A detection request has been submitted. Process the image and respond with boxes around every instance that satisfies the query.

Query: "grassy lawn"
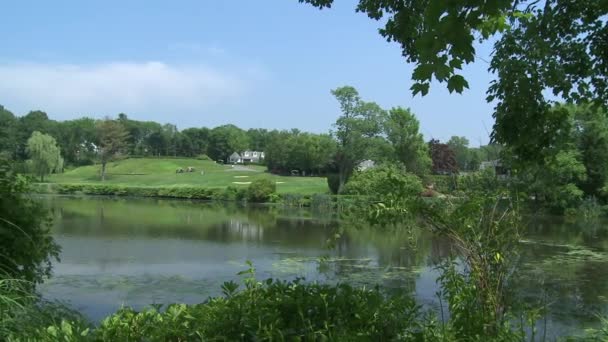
[48,158,329,194]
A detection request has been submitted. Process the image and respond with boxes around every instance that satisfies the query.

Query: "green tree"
[0,158,60,286]
[518,104,608,210]
[161,124,179,156]
[0,105,17,159]
[182,127,210,157]
[331,86,384,193]
[26,131,63,182]
[574,105,608,201]
[383,107,431,175]
[247,128,270,151]
[96,119,130,181]
[468,149,482,171]
[53,118,97,166]
[16,110,53,160]
[265,130,336,175]
[300,0,607,159]
[208,125,249,162]
[447,136,471,171]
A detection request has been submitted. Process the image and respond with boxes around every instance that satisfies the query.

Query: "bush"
[0,158,60,286]
[247,179,276,203]
[280,193,313,207]
[343,163,423,200]
[327,173,340,194]
[220,186,248,201]
[424,174,458,194]
[17,277,422,341]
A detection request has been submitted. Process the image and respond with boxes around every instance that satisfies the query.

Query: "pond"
[39,196,608,338]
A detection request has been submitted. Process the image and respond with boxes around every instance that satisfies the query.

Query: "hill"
[48,158,328,194]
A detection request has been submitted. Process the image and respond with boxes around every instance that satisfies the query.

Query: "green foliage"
[343,163,423,200]
[207,124,249,162]
[488,3,607,158]
[54,118,97,166]
[0,158,59,286]
[383,107,431,175]
[424,175,458,194]
[447,136,471,172]
[0,105,18,160]
[247,178,277,202]
[457,168,507,196]
[96,119,130,181]
[510,104,608,212]
[26,131,63,182]
[331,86,385,193]
[301,1,607,162]
[326,173,340,194]
[12,276,423,341]
[36,183,229,200]
[265,130,336,175]
[430,194,523,340]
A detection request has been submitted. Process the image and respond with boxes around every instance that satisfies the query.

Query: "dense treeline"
[0,100,497,180]
[0,106,341,173]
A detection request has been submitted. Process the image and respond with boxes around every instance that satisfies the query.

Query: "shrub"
[343,163,423,200]
[34,183,224,200]
[19,277,422,341]
[326,173,340,194]
[424,174,458,194]
[220,186,248,201]
[310,193,332,209]
[0,158,60,286]
[247,179,276,203]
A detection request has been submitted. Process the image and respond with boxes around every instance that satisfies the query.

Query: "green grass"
[48,158,328,194]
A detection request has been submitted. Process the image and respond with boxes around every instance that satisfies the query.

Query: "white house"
[241,151,265,163]
[228,152,242,164]
[228,151,265,164]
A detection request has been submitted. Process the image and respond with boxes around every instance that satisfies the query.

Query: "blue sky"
[0,0,496,145]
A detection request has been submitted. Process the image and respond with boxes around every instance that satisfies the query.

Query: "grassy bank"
[41,158,328,199]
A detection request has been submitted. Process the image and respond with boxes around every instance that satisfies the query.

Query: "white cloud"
[0,61,254,118]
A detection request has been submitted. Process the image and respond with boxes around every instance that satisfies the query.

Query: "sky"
[0,0,497,145]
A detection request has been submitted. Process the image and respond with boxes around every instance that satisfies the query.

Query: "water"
[39,196,608,338]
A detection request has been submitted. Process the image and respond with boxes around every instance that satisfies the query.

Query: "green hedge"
[34,183,344,207]
[34,183,227,200]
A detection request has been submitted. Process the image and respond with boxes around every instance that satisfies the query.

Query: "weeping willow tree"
[26,131,63,182]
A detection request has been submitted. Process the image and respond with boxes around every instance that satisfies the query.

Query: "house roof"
[230,152,241,158]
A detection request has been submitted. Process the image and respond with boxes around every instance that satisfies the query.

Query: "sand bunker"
[232,181,252,185]
[234,176,249,178]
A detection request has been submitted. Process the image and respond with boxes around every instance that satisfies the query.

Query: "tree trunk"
[101,162,107,181]
[338,167,348,194]
[40,174,44,182]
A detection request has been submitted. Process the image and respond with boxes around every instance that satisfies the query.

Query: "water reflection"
[39,196,608,337]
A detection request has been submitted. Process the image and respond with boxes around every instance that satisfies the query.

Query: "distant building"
[479,160,498,171]
[357,159,376,171]
[228,152,242,164]
[479,159,510,178]
[241,151,265,163]
[228,151,265,164]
